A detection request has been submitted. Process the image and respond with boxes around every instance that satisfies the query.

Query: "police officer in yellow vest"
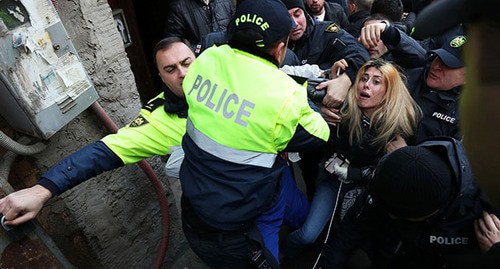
[180,0,330,268]
[0,37,193,233]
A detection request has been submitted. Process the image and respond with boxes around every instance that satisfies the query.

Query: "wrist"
[33,184,53,202]
[338,72,352,88]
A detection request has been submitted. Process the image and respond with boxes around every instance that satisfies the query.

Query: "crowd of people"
[0,0,499,268]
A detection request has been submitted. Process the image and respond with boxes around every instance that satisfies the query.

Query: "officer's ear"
[271,37,289,65]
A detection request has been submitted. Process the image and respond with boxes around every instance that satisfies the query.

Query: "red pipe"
[90,102,169,268]
[51,0,167,265]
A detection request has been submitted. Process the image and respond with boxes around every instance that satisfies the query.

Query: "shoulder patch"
[129,115,149,127]
[325,23,340,33]
[143,98,165,112]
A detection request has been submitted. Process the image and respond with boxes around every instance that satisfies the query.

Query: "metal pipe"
[0,130,47,156]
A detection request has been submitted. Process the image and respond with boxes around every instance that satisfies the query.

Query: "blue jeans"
[282,175,342,257]
[256,164,310,260]
[183,164,310,268]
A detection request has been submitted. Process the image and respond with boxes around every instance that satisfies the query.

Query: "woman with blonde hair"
[341,58,421,152]
[282,58,422,260]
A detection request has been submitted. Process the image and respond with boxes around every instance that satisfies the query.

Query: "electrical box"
[0,0,98,139]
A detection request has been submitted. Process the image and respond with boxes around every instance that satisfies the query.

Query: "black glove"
[306,78,328,103]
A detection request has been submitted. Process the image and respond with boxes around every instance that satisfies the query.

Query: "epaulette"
[143,98,165,112]
[325,23,340,33]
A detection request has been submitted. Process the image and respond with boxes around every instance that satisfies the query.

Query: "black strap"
[143,98,165,112]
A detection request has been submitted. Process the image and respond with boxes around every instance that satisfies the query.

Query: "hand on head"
[358,22,386,49]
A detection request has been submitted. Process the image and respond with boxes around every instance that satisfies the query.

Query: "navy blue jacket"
[407,66,462,143]
[289,19,369,83]
[39,142,123,195]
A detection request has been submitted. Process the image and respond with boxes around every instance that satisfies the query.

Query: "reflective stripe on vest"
[187,118,276,168]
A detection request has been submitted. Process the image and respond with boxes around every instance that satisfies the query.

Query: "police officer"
[387,35,467,152]
[322,137,496,268]
[283,0,368,80]
[408,35,467,147]
[0,37,193,229]
[411,35,466,142]
[179,0,330,267]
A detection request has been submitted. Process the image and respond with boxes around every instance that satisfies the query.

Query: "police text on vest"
[188,75,255,127]
[432,112,455,124]
[429,235,468,245]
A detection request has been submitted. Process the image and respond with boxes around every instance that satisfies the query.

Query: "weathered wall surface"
[1,0,184,268]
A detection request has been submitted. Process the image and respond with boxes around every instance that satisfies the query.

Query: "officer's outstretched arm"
[0,141,123,226]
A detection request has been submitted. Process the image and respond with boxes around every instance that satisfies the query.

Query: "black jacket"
[324,2,349,27]
[164,0,234,47]
[289,18,369,82]
[345,10,370,38]
[306,2,349,28]
[326,115,397,184]
[380,23,427,69]
[322,137,492,269]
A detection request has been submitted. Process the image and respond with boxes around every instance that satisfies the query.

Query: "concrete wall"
[1,0,184,268]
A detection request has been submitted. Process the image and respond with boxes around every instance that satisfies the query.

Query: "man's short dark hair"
[350,0,375,12]
[371,0,404,22]
[152,37,192,68]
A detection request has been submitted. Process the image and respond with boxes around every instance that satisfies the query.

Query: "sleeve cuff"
[344,67,356,85]
[381,24,401,47]
[37,178,61,196]
[488,242,500,255]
